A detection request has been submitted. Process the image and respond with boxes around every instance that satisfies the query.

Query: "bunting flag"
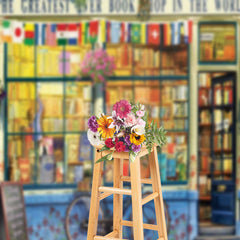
[2,20,12,43]
[68,23,78,45]
[0,20,193,47]
[56,24,67,45]
[46,24,57,46]
[171,22,181,45]
[24,23,35,45]
[35,23,46,46]
[141,23,147,44]
[148,23,160,45]
[106,21,111,43]
[131,24,141,44]
[89,20,98,44]
[12,21,24,44]
[111,22,121,44]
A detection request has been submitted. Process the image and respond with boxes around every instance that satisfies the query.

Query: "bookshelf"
[106,43,189,184]
[198,72,235,223]
[199,22,236,64]
[5,43,93,189]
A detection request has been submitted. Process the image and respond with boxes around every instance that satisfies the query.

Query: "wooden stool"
[87,145,168,240]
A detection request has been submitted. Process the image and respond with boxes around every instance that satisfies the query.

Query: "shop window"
[5,43,93,189]
[105,43,189,184]
[199,22,236,64]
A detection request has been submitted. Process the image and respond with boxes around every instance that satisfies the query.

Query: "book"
[79,133,92,162]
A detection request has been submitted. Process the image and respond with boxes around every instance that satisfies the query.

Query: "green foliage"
[145,120,167,153]
[73,0,87,10]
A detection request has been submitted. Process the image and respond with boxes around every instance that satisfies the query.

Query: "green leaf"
[98,145,110,152]
[95,152,113,164]
[129,151,138,163]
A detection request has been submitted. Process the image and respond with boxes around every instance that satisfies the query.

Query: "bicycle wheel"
[142,192,170,239]
[65,193,105,240]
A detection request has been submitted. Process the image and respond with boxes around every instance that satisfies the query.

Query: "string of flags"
[1,19,193,46]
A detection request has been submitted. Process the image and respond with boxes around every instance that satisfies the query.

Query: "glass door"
[211,73,236,225]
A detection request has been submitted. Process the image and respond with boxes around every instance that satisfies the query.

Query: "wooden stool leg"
[87,150,104,240]
[130,156,144,240]
[149,146,168,240]
[113,158,123,238]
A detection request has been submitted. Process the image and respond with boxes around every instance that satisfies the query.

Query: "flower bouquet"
[79,48,116,83]
[87,100,167,163]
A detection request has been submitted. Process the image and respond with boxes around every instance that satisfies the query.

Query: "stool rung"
[99,192,112,201]
[120,176,152,184]
[121,220,158,231]
[99,187,132,195]
[104,230,118,237]
[94,236,127,240]
[142,192,158,205]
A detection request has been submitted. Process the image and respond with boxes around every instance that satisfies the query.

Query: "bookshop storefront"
[0,1,240,239]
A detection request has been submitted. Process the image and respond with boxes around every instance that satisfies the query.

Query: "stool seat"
[87,145,168,240]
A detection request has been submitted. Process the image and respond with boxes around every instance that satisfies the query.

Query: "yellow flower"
[97,115,115,139]
[130,133,146,146]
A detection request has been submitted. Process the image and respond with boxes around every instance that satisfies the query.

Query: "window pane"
[8,135,35,184]
[36,46,64,78]
[161,80,188,130]
[7,43,35,78]
[106,43,133,76]
[199,23,236,62]
[8,82,36,133]
[65,82,92,132]
[37,135,64,184]
[133,44,160,76]
[160,132,188,182]
[65,45,91,77]
[37,82,63,132]
[161,45,188,75]
[66,133,92,184]
[106,80,133,114]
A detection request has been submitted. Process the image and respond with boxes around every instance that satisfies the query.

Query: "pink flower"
[137,118,146,127]
[113,100,131,119]
[136,110,145,117]
[125,113,137,127]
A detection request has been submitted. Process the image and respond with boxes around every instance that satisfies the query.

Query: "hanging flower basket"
[87,100,167,163]
[79,48,116,84]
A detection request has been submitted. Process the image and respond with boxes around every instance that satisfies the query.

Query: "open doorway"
[197,72,236,236]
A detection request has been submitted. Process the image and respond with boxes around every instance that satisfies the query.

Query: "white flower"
[131,125,145,135]
[87,129,104,146]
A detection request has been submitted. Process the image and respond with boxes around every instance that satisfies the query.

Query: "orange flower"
[97,115,115,139]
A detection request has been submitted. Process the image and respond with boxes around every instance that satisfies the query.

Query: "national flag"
[171,22,181,45]
[35,23,46,46]
[78,23,82,45]
[110,22,121,44]
[183,20,193,44]
[188,20,193,43]
[131,24,141,44]
[89,20,98,44]
[98,20,106,45]
[148,24,160,45]
[120,22,128,43]
[106,21,111,43]
[83,22,89,44]
[68,23,78,45]
[24,23,35,45]
[141,23,147,44]
[160,24,164,46]
[12,21,24,43]
[56,24,67,45]
[163,23,171,46]
[2,20,12,42]
[46,24,57,46]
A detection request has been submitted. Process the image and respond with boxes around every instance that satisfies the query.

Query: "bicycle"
[65,189,170,240]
